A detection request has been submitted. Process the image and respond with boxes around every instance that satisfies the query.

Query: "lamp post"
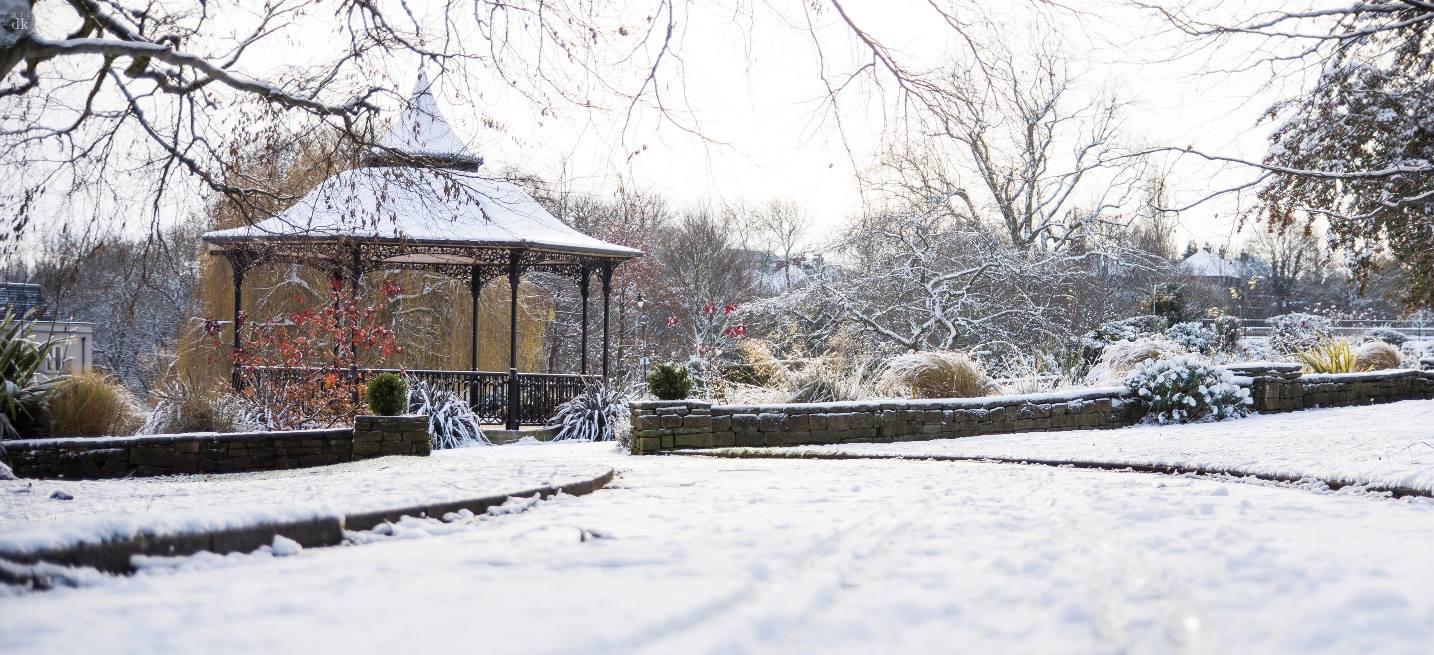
[636,292,648,380]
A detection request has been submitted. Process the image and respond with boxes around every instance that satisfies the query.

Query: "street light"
[636,292,648,380]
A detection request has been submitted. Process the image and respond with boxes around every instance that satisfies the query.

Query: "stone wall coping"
[1302,369,1430,383]
[1,428,354,452]
[1224,361,1303,372]
[713,387,1130,415]
[629,399,713,410]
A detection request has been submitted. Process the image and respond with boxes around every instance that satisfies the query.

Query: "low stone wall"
[3,415,431,479]
[629,388,1141,454]
[629,367,1434,455]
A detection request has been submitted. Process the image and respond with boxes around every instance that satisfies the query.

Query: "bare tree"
[751,199,811,292]
[1249,225,1322,315]
[870,46,1147,252]
[0,0,687,255]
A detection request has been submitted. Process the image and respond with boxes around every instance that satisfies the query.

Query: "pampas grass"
[48,373,143,437]
[877,351,995,399]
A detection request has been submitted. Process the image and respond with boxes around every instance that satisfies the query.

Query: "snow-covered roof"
[202,72,640,262]
[364,70,482,171]
[1178,248,1266,279]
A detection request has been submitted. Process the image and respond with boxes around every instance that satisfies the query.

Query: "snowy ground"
[4,442,1434,654]
[0,444,611,554]
[731,400,1434,494]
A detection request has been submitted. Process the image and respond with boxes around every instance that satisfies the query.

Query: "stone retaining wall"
[629,367,1434,455]
[629,388,1141,454]
[3,415,431,479]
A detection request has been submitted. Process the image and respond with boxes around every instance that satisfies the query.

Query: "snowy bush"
[406,378,487,449]
[1212,315,1242,353]
[1354,340,1402,371]
[365,373,407,416]
[1366,327,1409,347]
[1125,357,1251,424]
[1164,322,1217,355]
[1080,315,1169,361]
[877,350,994,399]
[1085,336,1187,386]
[1267,313,1333,355]
[549,383,629,442]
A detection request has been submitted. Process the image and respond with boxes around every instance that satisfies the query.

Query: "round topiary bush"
[365,372,408,416]
[647,362,693,400]
[1125,356,1251,424]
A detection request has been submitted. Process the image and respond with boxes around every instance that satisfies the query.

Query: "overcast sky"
[405,0,1308,251]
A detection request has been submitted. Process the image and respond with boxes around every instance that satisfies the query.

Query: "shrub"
[725,339,790,386]
[140,381,260,434]
[1353,340,1402,371]
[877,351,995,399]
[1165,322,1217,355]
[1366,327,1409,346]
[1085,336,1187,386]
[1295,338,1361,374]
[1081,315,1169,360]
[364,372,408,416]
[1125,356,1251,423]
[1267,312,1334,355]
[0,310,61,438]
[48,373,142,437]
[549,383,629,442]
[1212,315,1242,353]
[1141,283,1191,325]
[407,377,487,449]
[647,362,693,400]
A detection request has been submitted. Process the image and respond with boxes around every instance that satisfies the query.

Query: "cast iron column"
[469,265,483,408]
[230,258,246,390]
[579,265,590,375]
[349,245,362,403]
[506,250,522,430]
[601,261,613,380]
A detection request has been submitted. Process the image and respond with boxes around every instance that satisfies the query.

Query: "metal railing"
[1221,319,1434,339]
[244,366,599,426]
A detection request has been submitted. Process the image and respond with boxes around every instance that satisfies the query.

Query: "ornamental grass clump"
[48,373,142,437]
[140,380,260,434]
[364,372,408,416]
[406,377,487,449]
[1125,357,1251,424]
[1295,338,1362,374]
[1366,327,1409,347]
[1085,336,1187,386]
[877,351,995,399]
[647,362,693,400]
[549,383,630,443]
[1353,340,1402,372]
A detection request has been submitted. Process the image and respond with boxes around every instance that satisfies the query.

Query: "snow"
[0,449,611,555]
[746,400,1434,494]
[201,71,640,259]
[3,443,1434,653]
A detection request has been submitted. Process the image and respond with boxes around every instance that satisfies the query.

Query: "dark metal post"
[601,261,613,381]
[349,246,362,403]
[506,250,522,430]
[230,259,246,390]
[579,265,590,375]
[469,265,482,409]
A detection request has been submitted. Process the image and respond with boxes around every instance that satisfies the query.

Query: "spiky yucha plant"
[549,383,629,443]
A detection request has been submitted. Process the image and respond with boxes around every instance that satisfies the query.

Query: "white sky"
[14,0,1317,256]
[417,0,1304,250]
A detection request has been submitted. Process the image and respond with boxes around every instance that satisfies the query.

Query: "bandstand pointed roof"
[202,72,642,268]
